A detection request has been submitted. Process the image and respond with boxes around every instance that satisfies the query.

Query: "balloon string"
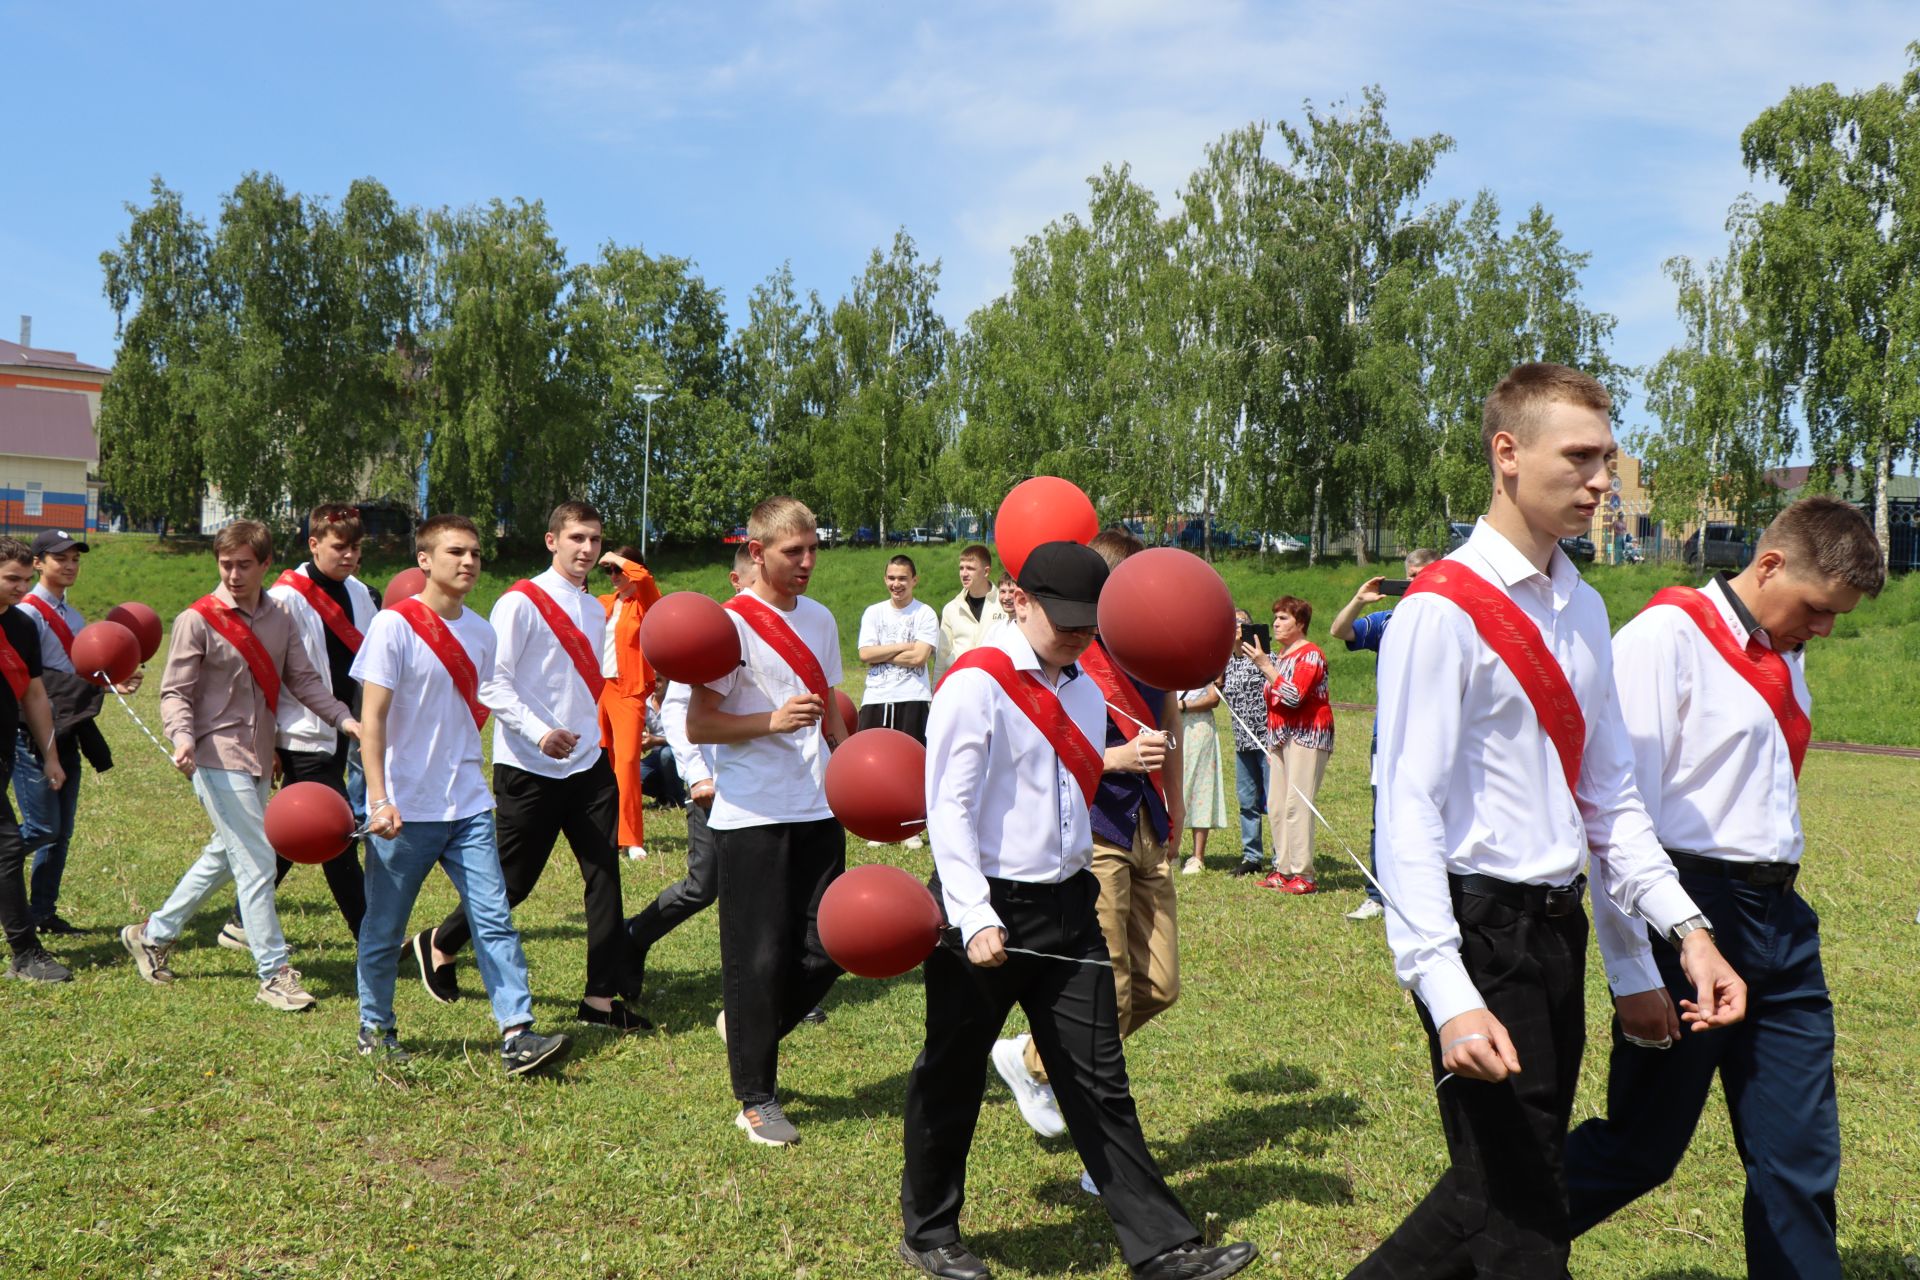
[98,670,178,765]
[1104,701,1175,750]
[940,937,1113,968]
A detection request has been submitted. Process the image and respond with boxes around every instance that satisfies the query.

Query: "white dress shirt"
[268,565,377,754]
[659,681,713,791]
[1594,575,1809,995]
[17,584,82,673]
[1375,519,1700,1028]
[481,567,606,780]
[600,596,625,678]
[925,625,1107,946]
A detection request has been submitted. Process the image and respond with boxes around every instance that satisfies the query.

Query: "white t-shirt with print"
[857,598,939,704]
[350,607,496,823]
[703,591,845,831]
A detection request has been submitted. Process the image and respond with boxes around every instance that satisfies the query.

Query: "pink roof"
[0,337,109,375]
[0,384,99,462]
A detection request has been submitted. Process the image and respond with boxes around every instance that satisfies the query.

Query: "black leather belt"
[1451,872,1587,917]
[1666,849,1799,889]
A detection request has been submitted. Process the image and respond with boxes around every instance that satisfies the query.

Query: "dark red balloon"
[105,602,163,663]
[639,591,742,686]
[71,620,142,687]
[824,726,927,843]
[994,476,1099,581]
[833,689,859,741]
[382,567,427,610]
[818,863,945,979]
[1095,547,1237,693]
[264,781,356,865]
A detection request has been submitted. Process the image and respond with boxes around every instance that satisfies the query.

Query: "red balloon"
[105,602,163,663]
[824,726,927,842]
[833,689,859,741]
[639,592,742,686]
[382,567,427,610]
[1095,548,1238,693]
[818,863,944,979]
[264,781,356,865]
[994,476,1100,581]
[71,620,142,687]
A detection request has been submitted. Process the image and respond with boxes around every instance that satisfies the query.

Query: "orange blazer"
[598,561,663,699]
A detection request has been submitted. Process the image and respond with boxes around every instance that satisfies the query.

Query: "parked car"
[906,527,948,544]
[816,525,840,547]
[850,526,877,545]
[1445,522,1475,551]
[1262,531,1307,554]
[721,526,749,546]
[1558,535,1596,563]
[1683,523,1757,570]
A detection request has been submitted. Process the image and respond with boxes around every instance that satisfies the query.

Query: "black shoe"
[36,914,82,937]
[6,948,73,983]
[501,1029,571,1076]
[1132,1241,1257,1280]
[1229,861,1263,879]
[411,930,459,1004]
[577,999,653,1031]
[357,1025,412,1062]
[898,1241,991,1280]
[801,1005,828,1025]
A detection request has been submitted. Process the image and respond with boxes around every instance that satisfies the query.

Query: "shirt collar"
[995,623,1080,686]
[1708,573,1768,649]
[30,583,70,610]
[537,566,589,598]
[1466,517,1578,609]
[211,583,253,615]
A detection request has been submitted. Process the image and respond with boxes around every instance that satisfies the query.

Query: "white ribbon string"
[97,670,178,765]
[1104,699,1175,751]
[1004,946,1113,968]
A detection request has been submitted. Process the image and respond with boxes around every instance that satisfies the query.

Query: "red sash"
[937,648,1104,808]
[725,594,828,697]
[275,568,364,653]
[189,595,281,714]
[1644,586,1810,778]
[0,628,29,699]
[1077,640,1166,803]
[22,594,73,656]
[1405,564,1586,794]
[507,580,606,701]
[393,598,489,731]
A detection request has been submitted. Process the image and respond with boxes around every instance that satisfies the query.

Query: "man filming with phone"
[1328,547,1439,922]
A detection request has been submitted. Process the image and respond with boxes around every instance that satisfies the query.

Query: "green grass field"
[3,535,1916,1277]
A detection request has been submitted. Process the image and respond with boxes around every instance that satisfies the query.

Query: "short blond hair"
[1482,363,1611,468]
[1758,497,1885,596]
[747,496,816,544]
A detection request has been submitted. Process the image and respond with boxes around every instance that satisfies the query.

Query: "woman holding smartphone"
[1243,596,1333,894]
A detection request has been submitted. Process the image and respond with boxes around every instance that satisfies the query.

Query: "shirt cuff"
[956,904,1005,948]
[1605,948,1666,998]
[1634,879,1701,939]
[1414,957,1486,1030]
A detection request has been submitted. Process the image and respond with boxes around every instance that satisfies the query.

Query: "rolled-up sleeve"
[925,670,1002,945]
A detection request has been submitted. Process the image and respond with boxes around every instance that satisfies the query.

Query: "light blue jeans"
[357,811,532,1034]
[147,767,288,980]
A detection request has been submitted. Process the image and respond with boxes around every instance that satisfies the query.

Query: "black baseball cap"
[30,529,88,557]
[1016,541,1107,630]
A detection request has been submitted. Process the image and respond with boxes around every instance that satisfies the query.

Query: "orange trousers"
[597,688,648,848]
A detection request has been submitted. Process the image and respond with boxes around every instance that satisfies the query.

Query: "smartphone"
[1380,579,1411,597]
[1239,621,1271,650]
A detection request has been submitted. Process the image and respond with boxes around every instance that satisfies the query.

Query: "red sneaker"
[1280,876,1318,895]
[1258,870,1290,890]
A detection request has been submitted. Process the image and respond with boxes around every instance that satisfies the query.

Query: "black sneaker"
[898,1240,992,1280]
[801,1005,828,1025]
[1132,1241,1257,1280]
[6,948,73,983]
[357,1025,411,1062]
[1229,861,1264,879]
[36,914,82,937]
[411,929,459,1003]
[500,1029,571,1076]
[577,999,653,1031]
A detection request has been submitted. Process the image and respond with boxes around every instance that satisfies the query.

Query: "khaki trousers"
[1268,740,1330,878]
[1024,809,1179,1082]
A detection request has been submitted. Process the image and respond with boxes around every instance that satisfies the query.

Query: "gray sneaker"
[217,919,249,951]
[736,1097,800,1146]
[6,948,73,983]
[256,966,317,1012]
[121,922,176,984]
[357,1025,412,1062]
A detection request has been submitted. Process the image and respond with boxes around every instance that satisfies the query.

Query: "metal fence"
[1585,497,1919,571]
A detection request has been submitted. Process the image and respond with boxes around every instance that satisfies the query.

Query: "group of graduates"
[0,361,1882,1279]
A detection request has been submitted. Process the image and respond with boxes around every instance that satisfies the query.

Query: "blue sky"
[3,1,1915,452]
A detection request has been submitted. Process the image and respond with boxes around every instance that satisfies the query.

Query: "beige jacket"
[935,587,1010,683]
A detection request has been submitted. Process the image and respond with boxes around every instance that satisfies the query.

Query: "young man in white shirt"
[1354,363,1748,1278]
[1565,497,1883,1280]
[414,501,643,1031]
[353,513,569,1075]
[901,540,1254,1280]
[219,504,378,949]
[858,554,940,744]
[934,544,1007,682]
[687,496,850,1147]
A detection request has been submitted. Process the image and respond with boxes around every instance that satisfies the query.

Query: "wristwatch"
[1668,914,1715,949]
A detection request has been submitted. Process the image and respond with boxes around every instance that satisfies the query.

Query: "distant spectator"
[935,544,1007,681]
[1220,609,1271,877]
[596,546,663,860]
[1246,595,1332,894]
[995,574,1018,619]
[856,554,939,849]
[1176,678,1229,874]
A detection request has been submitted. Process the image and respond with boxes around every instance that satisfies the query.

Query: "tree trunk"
[1308,474,1323,566]
[1873,438,1892,563]
[1351,500,1370,568]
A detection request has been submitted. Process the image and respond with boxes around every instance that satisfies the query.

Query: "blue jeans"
[1233,748,1268,867]
[358,811,533,1035]
[16,729,81,923]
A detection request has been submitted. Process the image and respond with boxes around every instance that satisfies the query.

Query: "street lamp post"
[635,384,665,557]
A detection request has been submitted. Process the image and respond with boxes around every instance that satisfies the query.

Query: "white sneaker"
[903,835,924,850]
[217,920,250,951]
[991,1035,1066,1138]
[1181,855,1203,875]
[866,840,883,849]
[715,1009,727,1044]
[625,845,647,861]
[1079,1168,1101,1197]
[1345,900,1385,922]
[256,965,317,1012]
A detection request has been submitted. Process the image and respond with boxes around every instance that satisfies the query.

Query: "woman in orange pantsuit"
[596,547,662,859]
